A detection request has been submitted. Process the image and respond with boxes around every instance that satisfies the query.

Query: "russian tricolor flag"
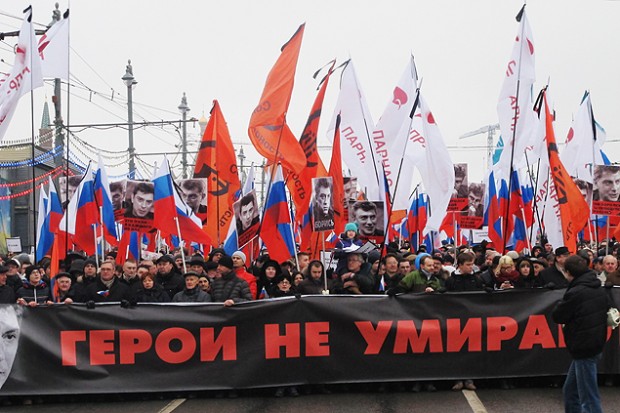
[94,156,118,245]
[117,230,141,265]
[260,166,296,263]
[153,157,212,247]
[59,163,98,255]
[35,185,51,262]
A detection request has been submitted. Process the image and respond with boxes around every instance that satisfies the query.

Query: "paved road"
[3,386,620,413]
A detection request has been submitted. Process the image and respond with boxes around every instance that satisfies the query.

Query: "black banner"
[1,289,620,396]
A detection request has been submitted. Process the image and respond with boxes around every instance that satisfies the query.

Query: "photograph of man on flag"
[234,190,260,248]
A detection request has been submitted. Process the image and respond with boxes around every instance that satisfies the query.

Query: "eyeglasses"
[278,279,291,284]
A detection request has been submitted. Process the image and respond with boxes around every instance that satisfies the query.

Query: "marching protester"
[210,255,252,306]
[0,266,15,304]
[296,260,333,295]
[135,273,170,303]
[540,247,571,289]
[552,255,608,413]
[387,254,444,295]
[51,272,75,304]
[231,251,258,299]
[257,259,282,299]
[198,274,211,294]
[16,266,50,306]
[335,251,374,295]
[172,272,212,303]
[382,254,403,291]
[83,260,134,303]
[155,255,184,300]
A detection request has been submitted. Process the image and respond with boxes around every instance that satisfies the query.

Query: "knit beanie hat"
[232,251,247,264]
[345,222,358,233]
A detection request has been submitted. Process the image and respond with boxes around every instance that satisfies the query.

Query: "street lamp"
[122,60,137,178]
[178,92,190,179]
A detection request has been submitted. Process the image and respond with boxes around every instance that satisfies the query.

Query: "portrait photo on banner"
[460,182,486,229]
[343,176,359,221]
[0,305,22,390]
[349,200,385,241]
[592,165,620,215]
[312,177,335,232]
[57,174,83,206]
[179,178,208,224]
[123,180,154,232]
[448,163,469,212]
[234,189,260,247]
[109,179,127,220]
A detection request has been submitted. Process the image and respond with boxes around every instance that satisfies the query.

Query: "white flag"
[38,10,70,80]
[373,55,419,210]
[0,7,44,141]
[414,95,454,234]
[496,7,537,177]
[327,60,378,199]
[560,92,606,183]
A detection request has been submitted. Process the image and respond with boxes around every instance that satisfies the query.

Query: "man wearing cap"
[0,266,15,304]
[552,255,608,413]
[84,261,134,303]
[188,256,207,276]
[52,272,74,304]
[73,258,99,302]
[231,251,257,299]
[172,272,212,303]
[5,259,23,293]
[540,247,571,288]
[210,256,252,306]
[155,255,185,300]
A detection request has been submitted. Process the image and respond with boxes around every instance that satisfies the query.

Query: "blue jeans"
[563,354,603,413]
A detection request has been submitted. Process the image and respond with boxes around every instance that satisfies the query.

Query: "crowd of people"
[0,221,617,404]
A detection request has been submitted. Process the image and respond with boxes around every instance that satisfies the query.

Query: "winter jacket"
[445,270,484,292]
[234,267,257,299]
[391,269,444,294]
[296,277,334,295]
[335,262,375,294]
[0,284,16,304]
[210,271,252,303]
[135,284,170,303]
[172,287,212,303]
[540,265,569,288]
[552,271,609,359]
[155,271,185,300]
[16,280,50,304]
[83,277,134,303]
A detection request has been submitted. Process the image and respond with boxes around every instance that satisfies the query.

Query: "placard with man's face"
[234,190,259,247]
[124,180,154,232]
[312,177,335,232]
[179,179,208,224]
[448,164,469,211]
[58,175,83,205]
[592,165,620,215]
[350,200,385,244]
[460,182,486,229]
[109,180,126,220]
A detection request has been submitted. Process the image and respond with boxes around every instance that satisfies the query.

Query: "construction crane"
[459,124,500,169]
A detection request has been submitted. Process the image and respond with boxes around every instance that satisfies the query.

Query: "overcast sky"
[1,0,619,182]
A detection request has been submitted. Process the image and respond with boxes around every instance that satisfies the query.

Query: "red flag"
[287,61,334,223]
[328,114,345,237]
[543,91,589,253]
[194,100,241,245]
[248,24,307,174]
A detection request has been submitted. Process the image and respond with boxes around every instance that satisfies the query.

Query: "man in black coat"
[0,266,15,304]
[540,246,571,288]
[552,255,608,413]
[84,261,134,303]
[155,255,184,300]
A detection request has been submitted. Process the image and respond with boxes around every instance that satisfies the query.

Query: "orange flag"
[287,61,334,222]
[328,114,345,237]
[248,24,307,175]
[544,91,589,253]
[194,100,241,245]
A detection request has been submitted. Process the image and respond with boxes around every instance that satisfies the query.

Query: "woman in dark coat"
[135,273,170,303]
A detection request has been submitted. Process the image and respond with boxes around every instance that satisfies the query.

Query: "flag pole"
[502,6,529,254]
[174,217,188,274]
[92,224,99,272]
